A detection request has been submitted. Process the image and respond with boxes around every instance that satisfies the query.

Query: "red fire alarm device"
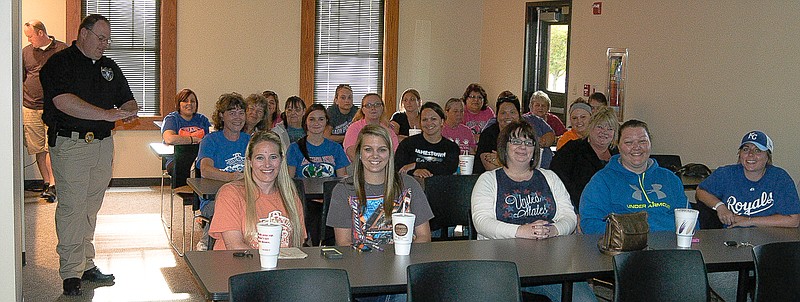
[592,2,602,15]
[583,84,591,96]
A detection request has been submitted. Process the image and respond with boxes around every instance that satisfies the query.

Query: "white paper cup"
[674,208,699,248]
[459,155,475,175]
[392,213,416,255]
[408,128,422,136]
[257,222,283,268]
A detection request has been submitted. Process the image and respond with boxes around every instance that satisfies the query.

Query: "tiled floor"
[22,187,204,301]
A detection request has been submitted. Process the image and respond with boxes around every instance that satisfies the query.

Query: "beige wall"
[397,0,482,106]
[177,1,301,117]
[481,0,800,180]
[21,0,65,43]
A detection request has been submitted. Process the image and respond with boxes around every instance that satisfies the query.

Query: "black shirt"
[40,42,134,135]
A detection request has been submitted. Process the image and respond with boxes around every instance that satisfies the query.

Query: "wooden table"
[185,227,800,301]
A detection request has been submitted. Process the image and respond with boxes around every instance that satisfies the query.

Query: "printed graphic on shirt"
[414,148,445,163]
[300,155,336,177]
[348,188,412,245]
[178,126,206,138]
[447,137,471,153]
[259,210,294,248]
[496,170,556,225]
[222,153,246,173]
[332,121,352,135]
[726,192,774,216]
[465,120,487,135]
[626,183,672,209]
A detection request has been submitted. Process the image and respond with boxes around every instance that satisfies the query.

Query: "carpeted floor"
[22,186,205,302]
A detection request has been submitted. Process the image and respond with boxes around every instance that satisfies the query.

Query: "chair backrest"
[650,154,682,172]
[171,144,200,189]
[229,268,351,302]
[613,249,708,302]
[422,174,481,240]
[319,180,340,246]
[752,241,800,302]
[407,260,521,302]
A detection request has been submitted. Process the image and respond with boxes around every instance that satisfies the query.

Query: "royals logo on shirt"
[101,66,114,81]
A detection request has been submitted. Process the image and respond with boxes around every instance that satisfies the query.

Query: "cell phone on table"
[321,247,343,259]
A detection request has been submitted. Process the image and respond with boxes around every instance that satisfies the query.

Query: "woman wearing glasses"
[471,121,587,301]
[342,93,399,162]
[696,131,800,228]
[461,83,494,140]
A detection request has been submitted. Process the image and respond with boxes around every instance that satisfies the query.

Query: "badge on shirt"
[101,66,114,81]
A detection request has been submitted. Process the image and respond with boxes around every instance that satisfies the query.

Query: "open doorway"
[523,1,571,122]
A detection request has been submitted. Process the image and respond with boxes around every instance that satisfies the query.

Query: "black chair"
[167,144,200,256]
[407,260,521,302]
[229,268,351,302]
[690,199,723,229]
[422,174,481,241]
[318,180,340,246]
[612,249,709,302]
[752,241,800,302]
[651,154,682,172]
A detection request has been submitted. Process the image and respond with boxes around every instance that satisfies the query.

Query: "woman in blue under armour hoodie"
[579,120,688,234]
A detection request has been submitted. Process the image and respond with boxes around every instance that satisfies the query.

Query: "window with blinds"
[315,0,383,106]
[83,0,160,116]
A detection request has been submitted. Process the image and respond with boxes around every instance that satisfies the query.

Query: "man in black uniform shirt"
[39,14,138,296]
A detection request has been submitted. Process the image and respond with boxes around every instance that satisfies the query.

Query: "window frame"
[300,0,398,114]
[67,0,176,130]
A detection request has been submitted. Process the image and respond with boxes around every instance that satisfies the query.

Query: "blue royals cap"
[740,130,773,153]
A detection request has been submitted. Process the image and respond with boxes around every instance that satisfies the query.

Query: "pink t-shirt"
[463,108,495,135]
[442,123,477,154]
[342,119,400,160]
[209,181,305,250]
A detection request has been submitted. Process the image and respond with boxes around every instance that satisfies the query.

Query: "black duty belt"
[56,129,111,143]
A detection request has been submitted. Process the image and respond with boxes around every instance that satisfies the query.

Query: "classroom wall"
[396,0,482,106]
[481,0,800,180]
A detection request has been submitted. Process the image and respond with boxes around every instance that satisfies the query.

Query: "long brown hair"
[352,124,402,219]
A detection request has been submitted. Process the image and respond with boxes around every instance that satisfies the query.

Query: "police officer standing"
[40,14,138,296]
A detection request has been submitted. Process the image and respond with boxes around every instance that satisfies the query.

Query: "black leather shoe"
[63,277,81,296]
[81,267,115,282]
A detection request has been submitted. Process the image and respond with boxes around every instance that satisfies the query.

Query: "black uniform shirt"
[40,42,134,135]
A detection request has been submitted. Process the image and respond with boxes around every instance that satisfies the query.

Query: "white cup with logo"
[674,208,699,248]
[459,154,475,175]
[408,128,422,136]
[257,222,283,268]
[392,213,416,255]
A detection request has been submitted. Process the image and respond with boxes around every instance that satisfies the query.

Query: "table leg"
[736,268,749,302]
[561,281,573,302]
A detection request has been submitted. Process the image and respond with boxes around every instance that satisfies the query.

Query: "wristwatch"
[712,202,725,211]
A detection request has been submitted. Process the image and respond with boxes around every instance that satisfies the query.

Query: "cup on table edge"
[408,128,422,136]
[392,213,416,255]
[458,154,475,175]
[257,221,283,268]
[674,208,699,248]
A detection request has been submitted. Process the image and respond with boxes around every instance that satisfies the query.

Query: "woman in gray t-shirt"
[326,124,433,248]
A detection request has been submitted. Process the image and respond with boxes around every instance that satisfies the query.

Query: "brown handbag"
[597,212,650,255]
